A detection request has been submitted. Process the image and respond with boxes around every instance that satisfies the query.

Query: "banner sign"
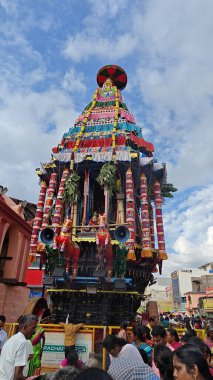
[41,331,93,370]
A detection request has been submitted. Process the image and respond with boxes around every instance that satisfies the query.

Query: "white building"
[171,267,210,311]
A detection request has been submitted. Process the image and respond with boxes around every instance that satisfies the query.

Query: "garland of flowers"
[111,86,119,159]
[97,162,117,196]
[74,89,98,152]
[84,100,128,111]
[70,89,98,170]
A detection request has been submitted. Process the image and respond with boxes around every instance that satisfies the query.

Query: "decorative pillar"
[52,168,70,243]
[125,168,136,260]
[154,180,168,260]
[28,181,47,262]
[149,202,155,249]
[72,203,78,240]
[104,186,109,223]
[116,179,125,225]
[82,170,89,225]
[41,173,57,229]
[140,173,152,258]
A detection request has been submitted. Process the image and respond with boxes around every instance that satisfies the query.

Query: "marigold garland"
[70,89,98,169]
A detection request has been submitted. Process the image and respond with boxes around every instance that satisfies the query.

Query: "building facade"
[171,266,213,312]
[0,194,33,321]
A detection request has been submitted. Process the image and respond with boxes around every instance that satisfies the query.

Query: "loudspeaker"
[113,279,126,290]
[52,267,65,278]
[114,225,130,243]
[40,228,55,245]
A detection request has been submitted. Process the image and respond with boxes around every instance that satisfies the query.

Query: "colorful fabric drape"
[41,173,57,228]
[154,180,168,260]
[125,168,136,260]
[140,173,152,258]
[28,181,47,262]
[52,168,70,227]
[149,202,155,249]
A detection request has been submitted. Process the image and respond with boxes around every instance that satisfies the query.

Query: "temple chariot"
[29,65,176,325]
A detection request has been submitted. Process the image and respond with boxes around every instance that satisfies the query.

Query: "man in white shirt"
[0,315,7,354]
[0,314,37,380]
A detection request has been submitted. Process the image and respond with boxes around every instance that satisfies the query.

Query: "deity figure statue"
[114,243,128,278]
[86,211,100,233]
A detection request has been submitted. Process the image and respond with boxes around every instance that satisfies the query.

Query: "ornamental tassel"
[154,180,168,260]
[140,173,152,258]
[125,168,136,260]
[149,202,155,249]
[28,181,47,262]
[41,172,57,229]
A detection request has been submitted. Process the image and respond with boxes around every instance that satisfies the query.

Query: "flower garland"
[112,86,119,159]
[70,88,98,169]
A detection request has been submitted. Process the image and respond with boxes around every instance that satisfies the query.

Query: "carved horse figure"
[53,218,80,278]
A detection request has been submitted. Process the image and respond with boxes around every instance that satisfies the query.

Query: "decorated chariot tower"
[29,65,176,325]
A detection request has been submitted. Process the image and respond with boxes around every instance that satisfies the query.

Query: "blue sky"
[0,0,213,275]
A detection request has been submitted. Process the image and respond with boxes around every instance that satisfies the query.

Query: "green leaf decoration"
[161,183,177,198]
[63,171,80,204]
[97,162,117,196]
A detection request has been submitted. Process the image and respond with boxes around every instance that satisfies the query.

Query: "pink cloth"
[61,358,68,367]
[170,341,181,350]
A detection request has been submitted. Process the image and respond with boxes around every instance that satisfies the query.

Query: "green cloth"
[28,326,45,377]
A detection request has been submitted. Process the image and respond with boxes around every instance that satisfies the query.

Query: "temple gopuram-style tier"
[29,65,176,325]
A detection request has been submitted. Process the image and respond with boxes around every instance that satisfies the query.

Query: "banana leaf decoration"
[97,162,117,196]
[161,183,177,198]
[63,171,80,204]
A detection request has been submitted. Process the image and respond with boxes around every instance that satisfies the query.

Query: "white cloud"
[63,33,137,62]
[131,0,213,190]
[161,185,213,276]
[62,68,87,93]
[0,82,78,202]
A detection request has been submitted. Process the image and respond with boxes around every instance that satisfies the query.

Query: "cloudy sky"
[0,0,213,276]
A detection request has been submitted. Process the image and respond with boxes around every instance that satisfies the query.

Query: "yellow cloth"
[61,323,83,346]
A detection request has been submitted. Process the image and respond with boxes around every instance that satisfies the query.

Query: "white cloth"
[110,344,144,364]
[0,329,7,351]
[0,332,28,380]
[23,340,34,377]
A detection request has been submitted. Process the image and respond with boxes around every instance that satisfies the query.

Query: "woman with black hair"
[166,328,181,350]
[173,344,213,380]
[181,330,196,345]
[154,344,174,380]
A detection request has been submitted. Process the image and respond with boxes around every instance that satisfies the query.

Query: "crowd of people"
[0,313,212,380]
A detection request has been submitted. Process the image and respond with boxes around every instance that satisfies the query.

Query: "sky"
[0,0,213,276]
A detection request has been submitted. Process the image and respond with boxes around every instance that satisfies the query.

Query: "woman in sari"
[28,324,45,376]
